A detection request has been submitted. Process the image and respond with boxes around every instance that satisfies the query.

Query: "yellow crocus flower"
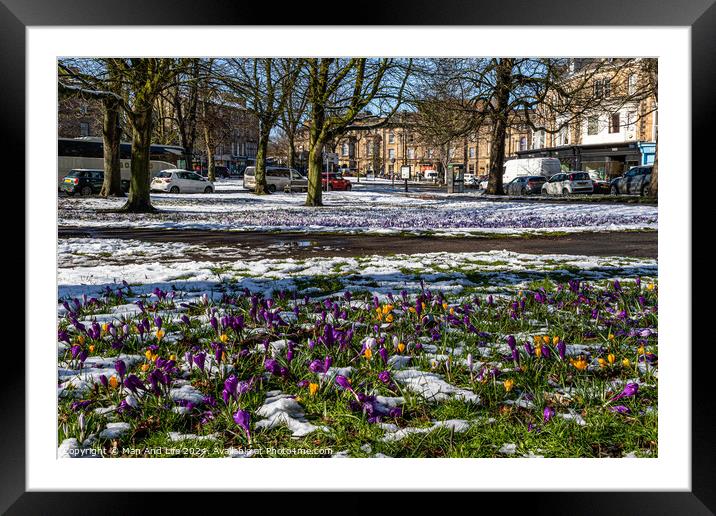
[503,379,515,392]
[109,376,119,389]
[77,335,86,345]
[622,358,631,367]
[88,345,95,353]
[385,314,394,323]
[309,383,319,396]
[535,344,542,358]
[145,350,153,360]
[570,357,588,371]
[156,329,165,341]
[637,345,645,355]
[397,342,406,353]
[364,348,372,360]
[141,363,150,372]
[597,358,607,368]
[607,353,616,365]
[608,333,615,341]
[219,333,229,343]
[442,302,448,310]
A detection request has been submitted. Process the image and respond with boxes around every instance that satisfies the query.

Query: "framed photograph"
[5,0,712,512]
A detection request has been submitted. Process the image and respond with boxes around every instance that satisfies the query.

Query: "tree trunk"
[305,142,324,206]
[122,109,155,213]
[287,138,296,171]
[203,125,215,182]
[649,142,658,198]
[486,59,513,196]
[99,98,124,197]
[253,131,270,195]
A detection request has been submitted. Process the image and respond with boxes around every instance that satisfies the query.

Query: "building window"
[341,143,349,156]
[469,147,476,158]
[594,78,610,98]
[533,130,545,149]
[519,137,527,151]
[609,113,621,133]
[628,74,637,95]
[587,117,599,135]
[388,133,395,144]
[558,125,569,145]
[468,164,475,173]
[79,122,90,137]
[388,149,395,159]
[388,164,394,174]
[407,148,415,160]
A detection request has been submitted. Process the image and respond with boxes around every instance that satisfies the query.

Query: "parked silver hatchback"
[243,166,308,193]
[541,171,594,195]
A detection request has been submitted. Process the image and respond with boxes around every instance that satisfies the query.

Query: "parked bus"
[57,137,184,184]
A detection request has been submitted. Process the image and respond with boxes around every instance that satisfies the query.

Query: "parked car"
[503,157,562,184]
[588,171,611,194]
[198,166,231,179]
[610,165,653,196]
[541,171,594,195]
[243,166,308,193]
[59,169,129,196]
[151,169,214,193]
[477,175,489,190]
[424,170,439,182]
[505,175,547,195]
[463,172,477,187]
[322,172,352,191]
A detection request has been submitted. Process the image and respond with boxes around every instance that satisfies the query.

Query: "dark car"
[321,172,352,191]
[610,165,653,196]
[198,166,231,179]
[59,169,129,196]
[505,175,547,195]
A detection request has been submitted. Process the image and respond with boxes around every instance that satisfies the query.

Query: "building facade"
[519,58,657,178]
[297,115,532,180]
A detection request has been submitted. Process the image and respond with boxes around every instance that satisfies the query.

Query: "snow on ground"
[58,186,657,236]
[57,242,657,300]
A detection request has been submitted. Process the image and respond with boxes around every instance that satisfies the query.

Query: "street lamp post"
[391,157,396,188]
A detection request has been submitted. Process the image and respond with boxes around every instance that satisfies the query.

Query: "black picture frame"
[4,0,711,513]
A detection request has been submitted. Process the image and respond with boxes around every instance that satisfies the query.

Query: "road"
[59,227,657,261]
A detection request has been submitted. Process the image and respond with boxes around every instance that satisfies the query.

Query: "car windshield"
[155,171,172,178]
[569,172,589,180]
[528,176,546,181]
[66,170,86,177]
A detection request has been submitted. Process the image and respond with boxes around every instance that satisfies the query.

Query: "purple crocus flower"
[70,345,81,359]
[99,374,108,388]
[154,315,162,330]
[124,374,145,393]
[378,370,392,384]
[114,359,127,379]
[181,315,190,326]
[378,347,388,364]
[233,408,251,441]
[193,352,206,372]
[264,358,281,376]
[335,375,352,391]
[543,406,555,422]
[557,340,566,361]
[609,405,631,414]
[308,359,325,373]
[610,382,639,402]
[506,335,516,351]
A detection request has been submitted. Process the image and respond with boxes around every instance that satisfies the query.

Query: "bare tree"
[304,58,412,206]
[218,59,301,194]
[58,59,125,197]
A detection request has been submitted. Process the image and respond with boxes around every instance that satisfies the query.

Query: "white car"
[541,171,594,195]
[151,169,215,194]
[463,173,477,186]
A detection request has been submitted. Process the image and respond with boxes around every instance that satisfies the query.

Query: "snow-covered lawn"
[58,187,657,236]
[58,238,657,300]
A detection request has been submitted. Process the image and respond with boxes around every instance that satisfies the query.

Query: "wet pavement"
[58,227,657,260]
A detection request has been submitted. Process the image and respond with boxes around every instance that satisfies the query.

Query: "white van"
[503,158,562,183]
[243,166,308,193]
